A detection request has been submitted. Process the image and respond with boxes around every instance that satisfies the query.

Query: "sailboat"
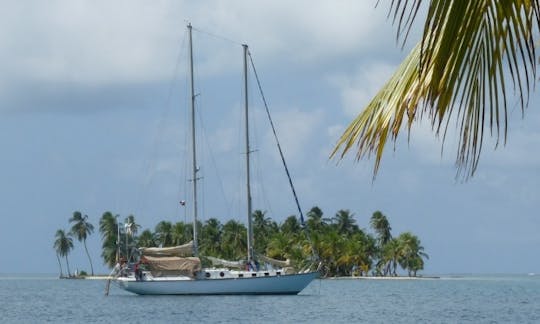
[114,24,319,295]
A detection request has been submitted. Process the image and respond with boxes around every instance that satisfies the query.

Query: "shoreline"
[80,275,441,280]
[4,273,534,280]
[327,275,440,280]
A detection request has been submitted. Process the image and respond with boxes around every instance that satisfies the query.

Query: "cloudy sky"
[1,1,539,275]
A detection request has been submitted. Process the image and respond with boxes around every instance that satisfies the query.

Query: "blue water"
[1,274,539,323]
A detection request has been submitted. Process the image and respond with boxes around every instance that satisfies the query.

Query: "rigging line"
[254,148,276,218]
[135,28,188,223]
[247,84,275,218]
[196,93,234,220]
[246,51,306,225]
[191,26,243,46]
[247,50,319,262]
[162,30,188,224]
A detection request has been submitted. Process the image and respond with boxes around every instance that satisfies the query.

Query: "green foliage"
[53,229,74,276]
[91,207,428,277]
[69,211,95,275]
[99,211,119,268]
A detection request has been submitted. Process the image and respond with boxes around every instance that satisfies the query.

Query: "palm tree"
[333,209,359,235]
[99,211,119,268]
[53,229,74,277]
[370,211,393,275]
[171,221,190,246]
[317,229,344,276]
[221,220,247,260]
[336,237,364,276]
[370,211,392,246]
[69,211,95,275]
[124,215,141,237]
[252,210,277,253]
[266,231,292,260]
[332,1,540,180]
[155,221,173,247]
[55,250,63,278]
[397,232,429,276]
[382,238,401,276]
[124,215,141,262]
[347,230,376,276]
[280,215,301,236]
[307,206,327,232]
[200,218,222,257]
[137,229,156,248]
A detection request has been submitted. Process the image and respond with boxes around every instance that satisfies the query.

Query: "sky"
[1,1,539,275]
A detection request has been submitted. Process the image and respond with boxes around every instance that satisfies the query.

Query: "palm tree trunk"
[56,253,64,278]
[65,256,71,277]
[384,262,391,276]
[83,239,94,275]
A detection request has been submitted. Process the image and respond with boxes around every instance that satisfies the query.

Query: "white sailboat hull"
[117,271,318,295]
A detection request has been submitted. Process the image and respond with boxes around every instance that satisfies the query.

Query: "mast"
[243,44,254,262]
[188,23,199,257]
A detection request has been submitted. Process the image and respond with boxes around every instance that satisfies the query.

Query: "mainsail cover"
[207,256,245,269]
[139,241,193,257]
[141,255,201,277]
[256,254,291,268]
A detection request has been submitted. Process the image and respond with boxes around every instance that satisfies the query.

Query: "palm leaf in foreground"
[332,1,540,179]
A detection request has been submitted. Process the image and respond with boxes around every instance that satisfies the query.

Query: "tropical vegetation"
[54,208,428,277]
[53,211,96,278]
[96,208,428,277]
[332,1,540,180]
[53,229,74,278]
[69,211,95,275]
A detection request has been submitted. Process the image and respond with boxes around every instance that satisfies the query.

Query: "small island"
[54,208,428,278]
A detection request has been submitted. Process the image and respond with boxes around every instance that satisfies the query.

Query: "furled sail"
[139,241,193,257]
[207,256,245,269]
[256,254,291,268]
[141,255,201,277]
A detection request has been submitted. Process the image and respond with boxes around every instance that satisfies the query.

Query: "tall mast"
[188,23,199,257]
[243,44,254,262]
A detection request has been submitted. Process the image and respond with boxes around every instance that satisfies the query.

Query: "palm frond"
[333,0,540,179]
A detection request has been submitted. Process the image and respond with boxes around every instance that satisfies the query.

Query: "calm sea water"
[0,274,539,323]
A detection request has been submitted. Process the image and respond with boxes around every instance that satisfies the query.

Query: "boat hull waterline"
[117,272,318,295]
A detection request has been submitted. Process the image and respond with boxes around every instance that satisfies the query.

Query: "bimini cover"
[141,256,201,277]
[139,241,193,257]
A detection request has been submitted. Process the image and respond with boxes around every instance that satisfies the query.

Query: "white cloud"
[0,1,394,87]
[330,62,397,118]
[263,106,325,164]
[1,1,183,84]
[193,0,393,62]
[405,104,540,169]
[482,109,540,167]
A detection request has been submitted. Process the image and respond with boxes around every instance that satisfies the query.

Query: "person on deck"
[134,261,143,281]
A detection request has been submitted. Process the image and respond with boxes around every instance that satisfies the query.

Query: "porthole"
[219,272,225,277]
[205,272,210,278]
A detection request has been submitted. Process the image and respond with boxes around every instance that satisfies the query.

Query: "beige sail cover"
[207,256,245,269]
[141,256,201,277]
[256,254,291,268]
[139,241,193,257]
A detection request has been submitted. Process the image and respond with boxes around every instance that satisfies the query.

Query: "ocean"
[1,274,539,323]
